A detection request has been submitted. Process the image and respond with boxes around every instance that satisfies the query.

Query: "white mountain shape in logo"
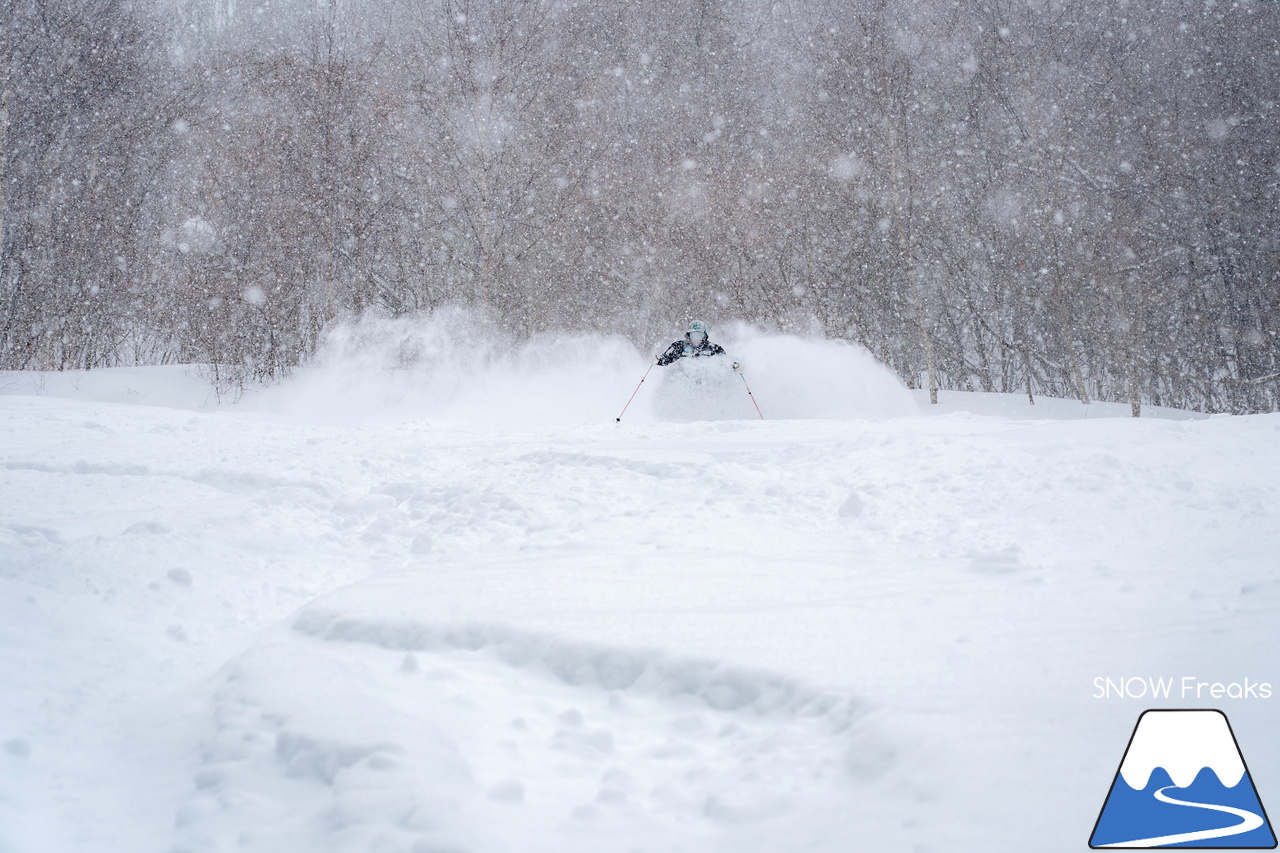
[1119,710,1246,790]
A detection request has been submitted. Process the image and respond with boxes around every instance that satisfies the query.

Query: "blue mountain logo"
[1090,709,1276,848]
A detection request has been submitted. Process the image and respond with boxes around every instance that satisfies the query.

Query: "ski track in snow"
[1,364,1279,853]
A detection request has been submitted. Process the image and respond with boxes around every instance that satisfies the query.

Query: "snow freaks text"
[1093,677,1273,701]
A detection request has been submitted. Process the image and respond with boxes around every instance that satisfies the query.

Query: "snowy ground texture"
[2,323,1278,853]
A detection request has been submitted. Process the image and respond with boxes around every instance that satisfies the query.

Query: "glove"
[732,361,742,374]
[654,354,662,364]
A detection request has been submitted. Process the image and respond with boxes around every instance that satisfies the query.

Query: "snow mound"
[719,325,918,420]
[1,314,1211,425]
[0,365,217,409]
[254,310,651,425]
[173,603,875,853]
[913,389,1209,421]
[649,356,759,422]
[256,312,917,425]
[294,608,856,717]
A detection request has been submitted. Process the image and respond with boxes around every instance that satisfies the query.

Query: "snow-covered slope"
[1,339,1277,853]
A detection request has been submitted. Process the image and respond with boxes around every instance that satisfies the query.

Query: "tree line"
[2,0,1277,412]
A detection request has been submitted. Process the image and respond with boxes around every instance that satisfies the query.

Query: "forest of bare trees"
[2,0,1277,412]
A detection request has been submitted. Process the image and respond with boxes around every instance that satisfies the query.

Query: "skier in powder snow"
[656,321,741,372]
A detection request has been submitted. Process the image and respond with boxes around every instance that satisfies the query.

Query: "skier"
[656,321,741,372]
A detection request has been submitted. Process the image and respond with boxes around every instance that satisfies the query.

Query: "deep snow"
[1,326,1277,853]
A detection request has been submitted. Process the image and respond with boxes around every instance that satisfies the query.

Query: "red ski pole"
[739,373,764,419]
[616,364,655,422]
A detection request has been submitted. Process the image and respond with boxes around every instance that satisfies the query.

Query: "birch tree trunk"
[888,112,938,404]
